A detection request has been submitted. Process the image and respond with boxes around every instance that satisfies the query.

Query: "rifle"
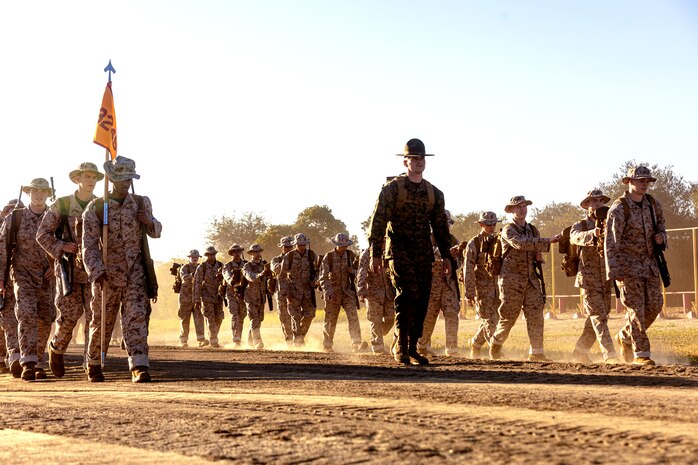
[309,249,318,309]
[594,206,610,257]
[533,259,546,304]
[131,186,158,301]
[646,200,671,288]
[264,261,274,312]
[55,196,75,297]
[0,188,24,311]
[170,262,182,293]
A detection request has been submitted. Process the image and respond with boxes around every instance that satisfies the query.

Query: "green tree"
[292,205,349,255]
[255,224,295,257]
[450,212,483,244]
[529,202,584,237]
[598,161,698,228]
[205,212,268,253]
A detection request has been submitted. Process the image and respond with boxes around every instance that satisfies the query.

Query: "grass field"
[144,306,698,365]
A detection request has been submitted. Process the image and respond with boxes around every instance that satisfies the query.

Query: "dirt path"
[1,347,697,464]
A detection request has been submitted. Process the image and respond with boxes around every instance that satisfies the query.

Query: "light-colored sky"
[1,1,696,261]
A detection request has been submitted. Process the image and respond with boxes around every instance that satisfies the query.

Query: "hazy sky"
[1,1,696,261]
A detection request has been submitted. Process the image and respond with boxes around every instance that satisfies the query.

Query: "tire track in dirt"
[2,389,696,464]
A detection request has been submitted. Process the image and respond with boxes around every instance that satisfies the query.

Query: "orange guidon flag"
[93,81,117,160]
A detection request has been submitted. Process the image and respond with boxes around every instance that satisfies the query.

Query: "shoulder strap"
[472,235,481,257]
[10,209,22,244]
[645,193,658,230]
[395,176,436,212]
[529,224,539,237]
[58,197,70,216]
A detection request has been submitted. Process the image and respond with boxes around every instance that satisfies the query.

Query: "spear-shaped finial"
[104,60,116,82]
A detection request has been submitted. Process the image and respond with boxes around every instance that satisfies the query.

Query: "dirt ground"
[1,337,697,465]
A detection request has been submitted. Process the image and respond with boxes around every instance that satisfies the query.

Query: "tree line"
[152,161,697,317]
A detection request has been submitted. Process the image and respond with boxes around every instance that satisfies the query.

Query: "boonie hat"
[278,236,293,248]
[293,233,309,246]
[622,166,656,184]
[330,233,353,247]
[104,156,140,182]
[228,244,243,255]
[580,189,611,209]
[504,195,533,213]
[247,243,264,253]
[204,246,218,256]
[69,162,105,183]
[187,249,201,258]
[22,178,54,196]
[475,211,499,226]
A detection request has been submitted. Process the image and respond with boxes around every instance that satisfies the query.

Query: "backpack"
[485,224,539,278]
[558,225,579,277]
[2,209,23,285]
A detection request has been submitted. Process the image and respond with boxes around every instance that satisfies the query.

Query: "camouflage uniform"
[271,252,293,345]
[570,216,617,360]
[491,222,551,355]
[37,193,95,358]
[279,247,317,345]
[605,190,666,359]
[319,248,362,351]
[357,248,395,352]
[463,231,500,350]
[0,279,20,369]
[83,193,161,370]
[178,262,205,344]
[368,174,452,358]
[222,257,246,344]
[418,246,460,354]
[242,256,268,349]
[194,259,224,346]
[0,207,57,371]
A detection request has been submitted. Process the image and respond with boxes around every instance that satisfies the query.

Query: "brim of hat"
[103,162,141,182]
[188,254,200,258]
[622,176,657,184]
[331,240,354,247]
[22,186,53,195]
[278,243,293,248]
[70,169,105,183]
[204,251,217,255]
[504,201,533,213]
[580,195,611,208]
[475,220,499,226]
[247,249,263,253]
[292,241,309,246]
[396,153,435,157]
[228,249,243,255]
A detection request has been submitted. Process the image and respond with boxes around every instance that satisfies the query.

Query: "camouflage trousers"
[471,284,500,349]
[617,275,663,358]
[202,299,224,346]
[365,297,395,352]
[226,294,246,343]
[418,279,460,352]
[275,292,293,343]
[575,283,618,360]
[389,260,432,348]
[14,276,56,368]
[492,278,545,355]
[178,294,205,344]
[322,293,361,350]
[87,269,150,370]
[0,289,20,366]
[287,292,316,341]
[51,282,92,353]
[246,301,265,348]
